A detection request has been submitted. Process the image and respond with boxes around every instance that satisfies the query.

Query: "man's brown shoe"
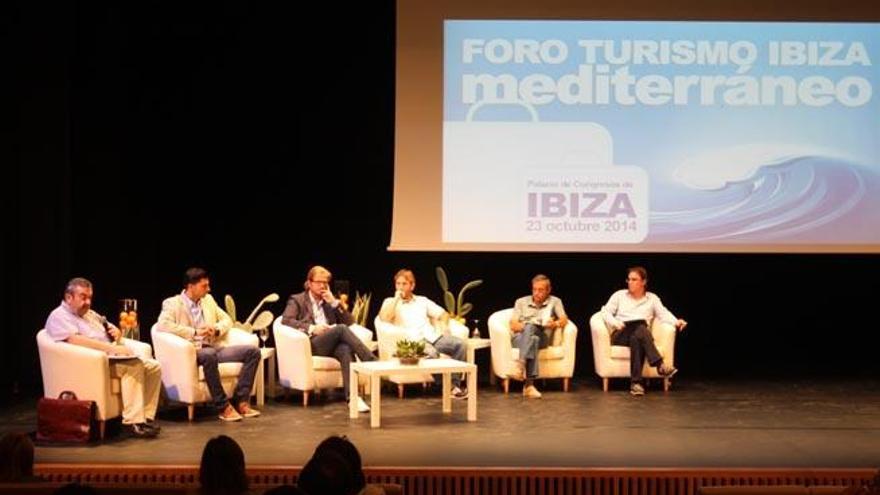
[238,401,261,418]
[219,404,243,422]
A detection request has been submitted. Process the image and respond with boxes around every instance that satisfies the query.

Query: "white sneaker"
[523,385,543,399]
[356,397,370,413]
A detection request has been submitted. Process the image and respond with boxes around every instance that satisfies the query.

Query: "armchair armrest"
[121,338,153,360]
[488,309,515,378]
[651,320,677,366]
[273,317,315,391]
[589,311,614,364]
[227,327,259,347]
[374,317,408,361]
[150,325,199,403]
[37,331,114,420]
[558,320,578,373]
[349,324,374,347]
[448,319,469,340]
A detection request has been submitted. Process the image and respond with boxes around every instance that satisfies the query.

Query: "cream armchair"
[487,309,577,393]
[373,316,470,398]
[272,316,374,406]
[150,324,258,420]
[36,329,154,439]
[589,311,677,392]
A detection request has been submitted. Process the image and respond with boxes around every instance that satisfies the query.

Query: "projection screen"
[392,0,880,253]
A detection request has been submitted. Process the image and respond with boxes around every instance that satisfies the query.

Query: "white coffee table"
[349,358,477,428]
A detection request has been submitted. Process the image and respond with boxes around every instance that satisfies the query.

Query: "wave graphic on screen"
[648,146,880,243]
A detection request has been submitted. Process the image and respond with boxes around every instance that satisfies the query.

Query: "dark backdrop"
[6,2,879,403]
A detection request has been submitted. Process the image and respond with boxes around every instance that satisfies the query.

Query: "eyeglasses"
[310,279,330,285]
[626,278,643,282]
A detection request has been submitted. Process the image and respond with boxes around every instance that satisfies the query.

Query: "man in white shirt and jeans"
[378,269,468,399]
[601,266,687,396]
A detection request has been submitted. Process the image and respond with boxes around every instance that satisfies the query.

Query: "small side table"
[466,337,491,364]
[466,337,494,385]
[255,347,276,407]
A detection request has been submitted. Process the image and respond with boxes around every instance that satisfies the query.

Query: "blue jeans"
[430,334,467,387]
[512,324,549,379]
[197,345,261,410]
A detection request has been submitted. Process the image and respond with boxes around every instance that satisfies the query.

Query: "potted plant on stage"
[394,339,426,365]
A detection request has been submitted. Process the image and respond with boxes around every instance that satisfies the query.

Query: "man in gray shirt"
[510,274,569,398]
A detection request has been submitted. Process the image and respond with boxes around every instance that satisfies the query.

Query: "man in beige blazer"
[157,267,261,421]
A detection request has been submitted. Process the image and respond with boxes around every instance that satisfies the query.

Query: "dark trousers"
[310,324,376,398]
[611,320,662,382]
[197,345,261,410]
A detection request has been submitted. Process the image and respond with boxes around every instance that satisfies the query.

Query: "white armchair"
[272,316,375,406]
[373,316,470,398]
[487,309,577,393]
[150,324,258,420]
[36,329,154,439]
[589,311,677,392]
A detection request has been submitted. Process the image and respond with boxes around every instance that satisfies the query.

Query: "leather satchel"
[36,391,97,443]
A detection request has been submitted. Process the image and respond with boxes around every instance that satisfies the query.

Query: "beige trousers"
[109,358,162,424]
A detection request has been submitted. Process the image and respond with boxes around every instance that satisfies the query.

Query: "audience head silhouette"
[297,450,355,495]
[313,435,366,493]
[0,432,36,482]
[199,434,249,495]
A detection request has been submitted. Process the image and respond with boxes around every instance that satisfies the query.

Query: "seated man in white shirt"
[601,266,687,396]
[44,277,161,438]
[378,269,468,399]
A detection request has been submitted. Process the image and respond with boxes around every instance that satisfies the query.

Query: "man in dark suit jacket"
[281,265,376,411]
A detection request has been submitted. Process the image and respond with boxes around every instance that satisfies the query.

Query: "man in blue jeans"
[510,274,569,398]
[158,267,261,421]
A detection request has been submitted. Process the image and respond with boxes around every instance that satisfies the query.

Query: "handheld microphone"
[99,316,117,342]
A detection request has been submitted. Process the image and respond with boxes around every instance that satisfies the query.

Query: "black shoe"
[125,423,159,439]
[630,382,645,396]
[657,364,678,378]
[452,386,469,400]
[144,419,161,434]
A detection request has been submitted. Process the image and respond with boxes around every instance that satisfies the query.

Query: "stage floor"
[4,378,879,468]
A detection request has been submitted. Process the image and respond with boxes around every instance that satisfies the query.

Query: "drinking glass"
[471,319,481,339]
[118,299,139,340]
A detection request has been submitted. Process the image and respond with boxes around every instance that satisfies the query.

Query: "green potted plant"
[435,266,482,324]
[394,339,426,365]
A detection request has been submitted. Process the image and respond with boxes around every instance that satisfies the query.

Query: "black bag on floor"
[36,391,97,443]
